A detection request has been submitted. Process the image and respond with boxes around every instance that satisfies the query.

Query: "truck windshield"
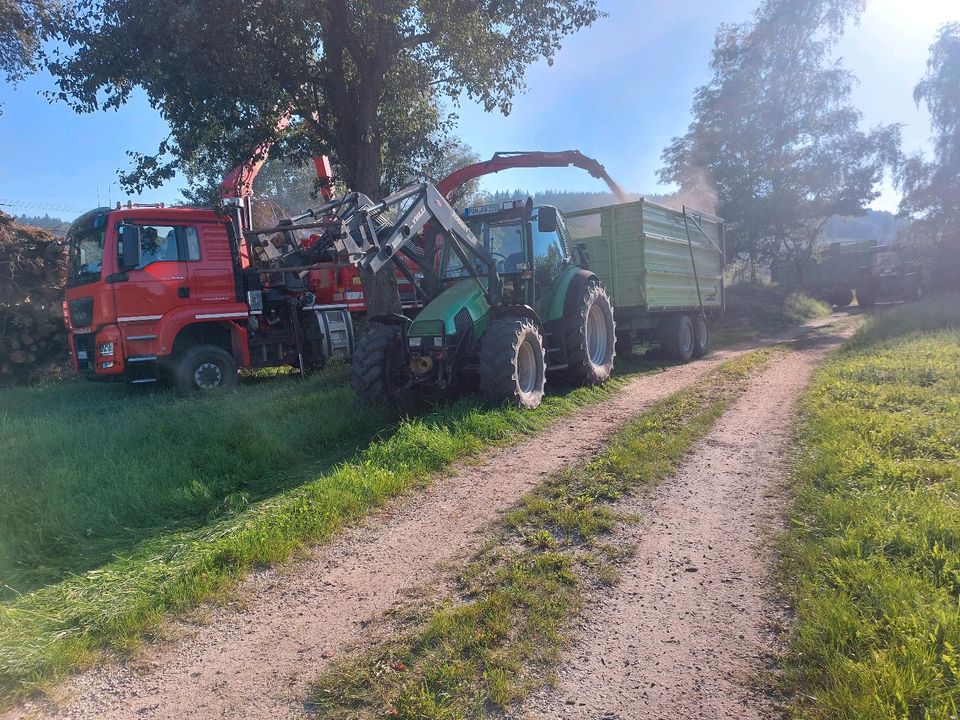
[67,226,107,286]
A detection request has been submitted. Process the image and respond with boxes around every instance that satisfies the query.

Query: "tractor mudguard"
[492,304,543,331]
[540,266,600,324]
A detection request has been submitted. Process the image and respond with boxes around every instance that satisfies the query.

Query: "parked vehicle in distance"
[854,244,924,307]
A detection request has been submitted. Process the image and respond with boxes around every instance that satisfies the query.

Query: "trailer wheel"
[173,345,237,393]
[660,314,695,363]
[692,315,711,358]
[479,317,546,409]
[563,280,616,385]
[350,323,409,405]
[855,285,875,308]
[833,289,854,308]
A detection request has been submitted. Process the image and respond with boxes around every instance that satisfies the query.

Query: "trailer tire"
[660,314,695,363]
[350,323,409,405]
[563,280,616,385]
[479,317,546,409]
[692,315,710,358]
[173,345,237,393]
[833,289,854,308]
[855,285,875,308]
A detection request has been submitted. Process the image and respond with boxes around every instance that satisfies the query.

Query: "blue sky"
[0,0,955,220]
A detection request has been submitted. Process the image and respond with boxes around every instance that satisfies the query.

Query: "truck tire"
[479,317,546,409]
[660,314,695,363]
[350,323,409,404]
[173,345,237,393]
[563,280,616,385]
[855,285,875,308]
[692,315,710,358]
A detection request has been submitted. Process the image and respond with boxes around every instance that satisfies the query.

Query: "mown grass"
[310,348,777,719]
[0,349,669,702]
[781,297,960,719]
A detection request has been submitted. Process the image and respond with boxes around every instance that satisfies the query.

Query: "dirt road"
[8,316,851,720]
[520,328,854,719]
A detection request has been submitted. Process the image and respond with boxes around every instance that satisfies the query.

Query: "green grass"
[309,349,777,719]
[716,283,833,345]
[0,349,671,703]
[780,296,960,719]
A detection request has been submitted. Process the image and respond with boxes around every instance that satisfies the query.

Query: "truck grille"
[72,332,94,370]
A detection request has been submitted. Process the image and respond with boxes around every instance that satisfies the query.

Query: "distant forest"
[16,214,71,237]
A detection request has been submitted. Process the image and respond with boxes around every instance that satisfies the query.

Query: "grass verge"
[715,283,833,346]
[0,351,669,703]
[309,348,778,719]
[780,297,960,719]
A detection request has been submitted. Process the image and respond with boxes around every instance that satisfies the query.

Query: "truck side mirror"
[118,224,142,271]
[538,207,558,234]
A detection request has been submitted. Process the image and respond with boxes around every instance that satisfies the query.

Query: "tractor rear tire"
[563,280,616,385]
[479,317,546,409]
[173,344,237,393]
[350,323,409,405]
[692,315,710,358]
[660,314,695,363]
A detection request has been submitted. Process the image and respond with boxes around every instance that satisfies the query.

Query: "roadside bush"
[723,282,831,327]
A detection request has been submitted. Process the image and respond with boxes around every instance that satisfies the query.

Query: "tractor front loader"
[247,181,616,409]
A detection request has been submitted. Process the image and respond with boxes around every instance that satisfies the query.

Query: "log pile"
[0,212,70,385]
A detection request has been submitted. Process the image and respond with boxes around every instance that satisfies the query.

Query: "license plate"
[77,351,88,360]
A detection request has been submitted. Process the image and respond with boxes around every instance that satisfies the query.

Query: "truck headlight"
[98,342,115,356]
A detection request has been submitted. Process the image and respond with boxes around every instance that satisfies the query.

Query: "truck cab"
[64,204,353,390]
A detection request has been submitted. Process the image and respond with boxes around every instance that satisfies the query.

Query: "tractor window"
[446,219,525,278]
[531,214,565,288]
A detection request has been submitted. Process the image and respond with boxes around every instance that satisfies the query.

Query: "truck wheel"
[174,345,237,393]
[563,280,616,385]
[855,286,875,308]
[479,317,546,409]
[692,315,710,358]
[660,314,695,363]
[350,323,409,404]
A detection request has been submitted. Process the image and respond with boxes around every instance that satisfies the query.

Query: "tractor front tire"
[350,323,409,405]
[479,317,546,409]
[563,280,616,385]
[173,345,237,393]
[660,314,695,363]
[692,315,711,358]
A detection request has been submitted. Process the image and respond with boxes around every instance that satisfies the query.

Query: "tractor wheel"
[692,315,711,358]
[563,280,616,385]
[834,289,854,308]
[660,314,695,363]
[350,323,410,405]
[479,317,546,409]
[855,285,875,309]
[173,344,237,393]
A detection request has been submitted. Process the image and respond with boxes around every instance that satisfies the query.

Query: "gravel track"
[520,323,856,720]
[7,315,850,720]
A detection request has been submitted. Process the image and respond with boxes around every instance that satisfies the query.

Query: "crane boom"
[436,150,629,203]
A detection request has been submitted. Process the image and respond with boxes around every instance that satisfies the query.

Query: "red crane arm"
[436,151,629,203]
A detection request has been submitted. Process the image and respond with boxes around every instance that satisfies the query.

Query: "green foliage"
[47,0,600,198]
[781,297,960,719]
[310,350,776,719]
[723,283,832,327]
[897,23,960,288]
[660,0,900,280]
[0,0,45,87]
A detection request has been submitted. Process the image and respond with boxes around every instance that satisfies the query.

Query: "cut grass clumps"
[781,296,960,719]
[310,349,777,719]
[0,355,668,703]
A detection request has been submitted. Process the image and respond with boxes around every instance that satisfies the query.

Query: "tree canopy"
[897,22,960,286]
[659,0,899,282]
[0,0,49,111]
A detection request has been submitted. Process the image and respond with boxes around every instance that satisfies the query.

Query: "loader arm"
[436,150,629,203]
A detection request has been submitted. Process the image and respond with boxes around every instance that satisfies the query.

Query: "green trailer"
[564,199,724,357]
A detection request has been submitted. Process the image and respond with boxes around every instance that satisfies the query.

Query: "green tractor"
[250,182,615,409]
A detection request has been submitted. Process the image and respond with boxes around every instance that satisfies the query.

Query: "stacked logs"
[0,212,70,385]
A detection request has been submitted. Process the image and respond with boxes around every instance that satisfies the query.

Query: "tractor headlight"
[408,336,422,347]
[432,336,444,348]
[98,342,115,357]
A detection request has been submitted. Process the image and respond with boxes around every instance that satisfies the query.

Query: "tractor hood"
[408,279,491,337]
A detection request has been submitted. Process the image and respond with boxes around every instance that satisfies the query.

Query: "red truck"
[63,149,625,391]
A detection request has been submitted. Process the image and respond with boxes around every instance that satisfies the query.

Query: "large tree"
[659,0,899,283]
[0,0,49,111]
[897,22,960,287]
[46,0,600,313]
